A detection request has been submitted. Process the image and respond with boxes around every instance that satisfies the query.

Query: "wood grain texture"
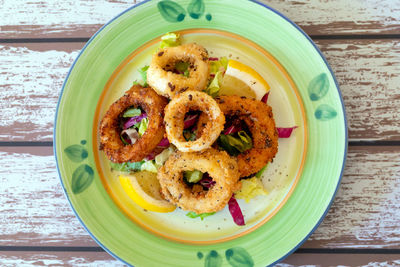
[0,252,399,267]
[0,146,398,249]
[0,44,81,141]
[1,40,399,141]
[279,253,400,267]
[0,0,399,38]
[315,39,400,141]
[0,251,124,266]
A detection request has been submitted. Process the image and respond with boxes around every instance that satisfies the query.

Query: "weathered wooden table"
[1,0,399,266]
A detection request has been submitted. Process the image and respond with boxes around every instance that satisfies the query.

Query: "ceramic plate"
[54,0,347,266]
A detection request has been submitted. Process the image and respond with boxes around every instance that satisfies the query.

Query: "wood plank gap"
[1,246,399,254]
[0,38,89,43]
[0,246,104,252]
[348,141,400,146]
[0,141,53,146]
[296,248,400,254]
[1,34,400,44]
[310,34,400,40]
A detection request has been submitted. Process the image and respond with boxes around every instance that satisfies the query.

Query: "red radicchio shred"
[123,113,147,129]
[208,57,219,61]
[199,177,216,189]
[209,73,216,78]
[223,125,242,135]
[157,138,170,148]
[228,196,245,226]
[184,114,199,129]
[145,146,165,160]
[261,92,270,104]
[277,126,298,138]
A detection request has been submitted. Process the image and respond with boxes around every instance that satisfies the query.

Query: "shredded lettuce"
[135,118,149,136]
[205,71,223,98]
[123,108,142,118]
[175,61,190,77]
[155,147,174,166]
[184,170,203,183]
[110,161,143,172]
[159,32,181,48]
[186,211,216,220]
[140,160,158,173]
[183,130,197,141]
[210,56,228,74]
[235,177,268,203]
[255,164,268,178]
[138,65,149,87]
[218,130,252,156]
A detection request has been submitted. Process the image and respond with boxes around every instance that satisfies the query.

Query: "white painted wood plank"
[0,251,399,267]
[0,252,125,267]
[1,40,399,141]
[0,146,399,248]
[0,44,80,141]
[0,147,97,246]
[306,146,400,248]
[0,0,399,38]
[316,39,400,141]
[280,253,400,267]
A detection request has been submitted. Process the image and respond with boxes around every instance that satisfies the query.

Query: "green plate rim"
[54,0,348,266]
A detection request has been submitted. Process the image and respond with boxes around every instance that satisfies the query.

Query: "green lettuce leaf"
[255,164,268,178]
[122,108,142,118]
[175,61,190,77]
[205,71,223,98]
[186,211,216,220]
[209,56,228,74]
[155,147,175,166]
[184,170,203,183]
[135,118,149,136]
[218,130,252,156]
[110,161,144,172]
[138,65,149,87]
[159,32,181,48]
[140,160,158,173]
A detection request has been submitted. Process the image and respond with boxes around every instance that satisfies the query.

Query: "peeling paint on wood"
[315,40,400,141]
[0,252,125,266]
[0,146,398,248]
[0,147,97,246]
[0,0,399,38]
[280,253,400,267]
[306,146,400,248]
[0,45,80,141]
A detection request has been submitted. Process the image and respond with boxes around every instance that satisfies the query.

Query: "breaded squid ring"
[147,43,209,98]
[164,91,225,152]
[99,85,168,163]
[217,95,278,177]
[197,95,278,177]
[158,149,240,214]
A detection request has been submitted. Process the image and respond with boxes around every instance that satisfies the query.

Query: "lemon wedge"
[119,171,175,213]
[220,59,270,100]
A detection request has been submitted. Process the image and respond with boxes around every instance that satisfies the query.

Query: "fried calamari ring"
[99,85,168,163]
[197,95,278,177]
[147,43,209,98]
[164,91,225,152]
[158,149,240,214]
